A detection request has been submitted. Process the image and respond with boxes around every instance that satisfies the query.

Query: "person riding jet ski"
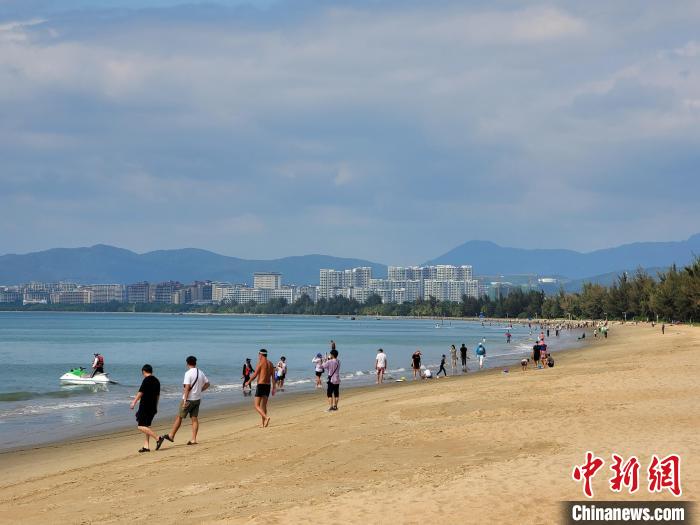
[91,353,105,377]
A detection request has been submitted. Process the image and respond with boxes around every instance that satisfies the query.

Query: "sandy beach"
[0,323,697,524]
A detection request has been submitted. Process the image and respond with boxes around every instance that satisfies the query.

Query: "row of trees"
[3,259,698,321]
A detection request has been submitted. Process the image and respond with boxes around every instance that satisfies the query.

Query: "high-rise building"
[253,272,282,290]
[127,282,151,303]
[153,281,182,304]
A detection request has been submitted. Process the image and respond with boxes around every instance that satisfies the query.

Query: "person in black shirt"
[459,343,469,372]
[130,364,160,453]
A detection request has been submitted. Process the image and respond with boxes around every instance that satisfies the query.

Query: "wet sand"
[0,323,697,524]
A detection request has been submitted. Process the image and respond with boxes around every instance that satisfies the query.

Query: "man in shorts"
[158,355,210,449]
[375,348,387,384]
[411,350,422,380]
[130,364,160,453]
[245,349,275,427]
[323,349,340,411]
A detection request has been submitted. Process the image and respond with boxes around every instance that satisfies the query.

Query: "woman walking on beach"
[411,350,422,380]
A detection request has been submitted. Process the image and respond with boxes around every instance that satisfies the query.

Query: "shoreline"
[0,329,589,455]
[1,323,697,523]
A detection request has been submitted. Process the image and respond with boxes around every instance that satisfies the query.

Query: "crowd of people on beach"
[123,318,624,454]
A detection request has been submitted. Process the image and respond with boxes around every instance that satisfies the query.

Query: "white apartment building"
[50,289,93,304]
[88,284,126,303]
[253,272,282,290]
[319,267,373,299]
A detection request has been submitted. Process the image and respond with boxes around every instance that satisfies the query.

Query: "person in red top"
[245,349,276,428]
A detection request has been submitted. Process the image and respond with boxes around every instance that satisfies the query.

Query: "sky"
[1,0,699,264]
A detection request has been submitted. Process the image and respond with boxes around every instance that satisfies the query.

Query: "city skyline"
[1,1,700,264]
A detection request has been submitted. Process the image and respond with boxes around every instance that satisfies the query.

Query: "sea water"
[0,312,584,450]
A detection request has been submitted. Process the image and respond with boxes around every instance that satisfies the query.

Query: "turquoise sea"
[0,312,583,450]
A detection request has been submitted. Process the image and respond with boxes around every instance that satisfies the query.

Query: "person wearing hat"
[90,352,105,377]
[312,352,324,389]
[245,349,275,427]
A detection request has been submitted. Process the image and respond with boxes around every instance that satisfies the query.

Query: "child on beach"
[521,358,528,371]
[437,354,448,377]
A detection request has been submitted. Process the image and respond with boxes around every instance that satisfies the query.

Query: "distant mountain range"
[427,234,700,279]
[0,234,698,286]
[0,245,387,285]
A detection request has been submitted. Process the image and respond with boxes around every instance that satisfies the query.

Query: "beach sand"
[0,324,697,524]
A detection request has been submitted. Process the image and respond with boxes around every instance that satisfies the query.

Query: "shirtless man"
[245,349,276,428]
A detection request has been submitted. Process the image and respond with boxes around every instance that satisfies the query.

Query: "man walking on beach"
[323,349,341,411]
[130,364,160,453]
[245,349,275,427]
[375,348,387,384]
[157,355,210,449]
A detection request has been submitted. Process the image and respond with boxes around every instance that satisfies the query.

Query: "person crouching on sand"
[323,349,341,411]
[130,364,160,453]
[158,355,210,449]
[245,349,275,428]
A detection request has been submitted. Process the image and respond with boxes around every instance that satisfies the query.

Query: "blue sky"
[1,1,699,264]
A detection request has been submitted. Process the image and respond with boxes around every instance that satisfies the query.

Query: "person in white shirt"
[275,356,287,391]
[312,353,324,388]
[157,355,209,449]
[375,348,388,384]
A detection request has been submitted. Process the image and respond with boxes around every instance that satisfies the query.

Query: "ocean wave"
[0,389,107,403]
[0,399,123,418]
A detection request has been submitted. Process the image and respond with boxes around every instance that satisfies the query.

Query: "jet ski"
[60,367,116,385]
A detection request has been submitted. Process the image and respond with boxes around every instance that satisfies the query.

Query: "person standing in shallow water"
[411,350,422,380]
[449,344,458,373]
[375,348,387,384]
[459,343,469,372]
[245,349,276,428]
[437,354,448,377]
